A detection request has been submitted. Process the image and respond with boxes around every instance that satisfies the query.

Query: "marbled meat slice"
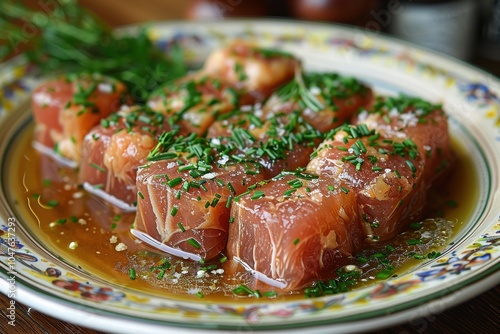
[147,73,250,136]
[354,95,454,185]
[207,109,322,178]
[227,173,362,291]
[262,72,374,133]
[79,106,168,207]
[203,40,300,102]
[32,73,129,162]
[134,135,266,260]
[308,95,452,242]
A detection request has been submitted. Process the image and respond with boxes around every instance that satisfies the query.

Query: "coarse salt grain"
[98,83,113,93]
[72,192,84,199]
[109,235,118,244]
[115,243,127,251]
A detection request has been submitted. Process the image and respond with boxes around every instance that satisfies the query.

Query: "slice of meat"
[309,95,452,242]
[32,73,129,162]
[207,109,322,178]
[203,40,301,101]
[147,73,250,136]
[262,72,374,133]
[134,135,266,260]
[227,173,362,291]
[354,95,453,184]
[308,128,424,242]
[79,106,167,207]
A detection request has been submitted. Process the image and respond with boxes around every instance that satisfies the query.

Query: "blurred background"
[9,0,499,77]
[72,0,499,76]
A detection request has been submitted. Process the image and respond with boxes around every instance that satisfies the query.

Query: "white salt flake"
[115,243,128,251]
[202,172,217,180]
[217,155,229,165]
[98,83,113,93]
[72,192,84,199]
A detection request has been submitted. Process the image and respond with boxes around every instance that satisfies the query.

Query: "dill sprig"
[275,72,368,112]
[0,0,187,103]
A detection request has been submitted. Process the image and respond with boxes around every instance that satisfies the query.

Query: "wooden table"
[1,1,499,333]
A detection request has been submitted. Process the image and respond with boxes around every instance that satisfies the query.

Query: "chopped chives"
[232,284,256,296]
[227,182,236,194]
[375,268,393,280]
[129,268,136,280]
[157,269,166,279]
[264,291,277,297]
[427,251,441,259]
[226,195,233,208]
[168,177,183,187]
[170,206,178,216]
[187,238,201,249]
[178,164,195,172]
[251,190,265,200]
[178,222,186,232]
[406,160,417,173]
[46,199,59,207]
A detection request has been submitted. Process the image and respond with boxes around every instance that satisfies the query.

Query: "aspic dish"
[0,19,496,332]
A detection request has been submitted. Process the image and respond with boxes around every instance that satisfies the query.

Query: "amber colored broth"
[5,127,478,303]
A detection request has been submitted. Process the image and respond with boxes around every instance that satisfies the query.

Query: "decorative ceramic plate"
[0,20,499,333]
